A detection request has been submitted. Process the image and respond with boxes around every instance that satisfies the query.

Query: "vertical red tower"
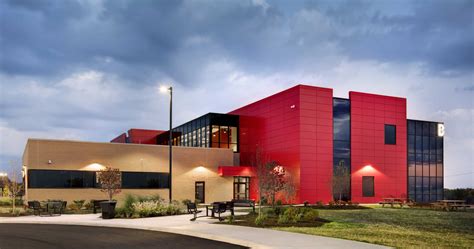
[350,92,407,203]
[230,85,333,203]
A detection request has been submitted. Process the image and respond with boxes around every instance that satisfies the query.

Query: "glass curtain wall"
[333,98,351,201]
[407,120,443,202]
[157,113,239,152]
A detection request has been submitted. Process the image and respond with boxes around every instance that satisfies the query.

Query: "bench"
[91,199,108,214]
[211,202,228,221]
[187,202,202,221]
[451,204,470,211]
[232,199,255,213]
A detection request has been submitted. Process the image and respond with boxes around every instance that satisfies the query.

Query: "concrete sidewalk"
[0,213,389,249]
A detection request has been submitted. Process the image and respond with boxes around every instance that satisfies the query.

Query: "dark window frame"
[195,181,205,203]
[384,124,396,145]
[362,176,375,197]
[121,172,170,189]
[233,176,250,200]
[27,169,96,189]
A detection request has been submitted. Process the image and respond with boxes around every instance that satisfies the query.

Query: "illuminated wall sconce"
[47,160,53,164]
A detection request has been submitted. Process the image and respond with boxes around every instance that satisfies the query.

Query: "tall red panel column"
[298,86,333,203]
[350,92,407,203]
[230,86,301,202]
[230,85,333,203]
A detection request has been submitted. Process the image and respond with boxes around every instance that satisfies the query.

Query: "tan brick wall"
[23,139,234,205]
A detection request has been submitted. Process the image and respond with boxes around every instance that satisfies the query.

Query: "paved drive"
[0,223,246,249]
[0,213,389,249]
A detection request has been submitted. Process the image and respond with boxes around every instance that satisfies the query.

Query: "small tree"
[98,167,121,201]
[282,174,297,204]
[332,160,350,201]
[254,147,287,215]
[3,161,23,213]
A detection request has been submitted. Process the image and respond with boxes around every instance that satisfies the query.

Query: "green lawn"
[231,206,474,248]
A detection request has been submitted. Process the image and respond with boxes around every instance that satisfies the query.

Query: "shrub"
[315,201,324,207]
[303,200,310,207]
[181,199,192,206]
[273,206,286,216]
[83,201,93,210]
[328,200,335,207]
[131,200,184,218]
[278,207,318,224]
[133,201,160,217]
[277,214,290,224]
[121,194,137,218]
[137,194,164,203]
[255,213,268,226]
[276,199,283,206]
[0,198,23,207]
[302,208,318,222]
[73,200,85,210]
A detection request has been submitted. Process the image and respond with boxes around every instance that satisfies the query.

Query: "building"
[23,85,444,204]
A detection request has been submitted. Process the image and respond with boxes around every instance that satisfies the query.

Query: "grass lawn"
[229,206,474,248]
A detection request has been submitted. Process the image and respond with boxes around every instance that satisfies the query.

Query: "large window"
[362,176,374,197]
[28,170,96,188]
[384,124,396,144]
[333,98,351,200]
[28,170,169,189]
[157,113,239,152]
[407,120,444,202]
[121,172,169,189]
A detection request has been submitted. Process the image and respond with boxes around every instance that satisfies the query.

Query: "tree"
[282,174,297,204]
[3,161,23,213]
[97,167,121,201]
[332,160,350,201]
[254,147,287,215]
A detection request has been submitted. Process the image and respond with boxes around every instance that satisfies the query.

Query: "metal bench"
[187,202,203,221]
[211,202,227,221]
[232,199,255,213]
[28,201,46,216]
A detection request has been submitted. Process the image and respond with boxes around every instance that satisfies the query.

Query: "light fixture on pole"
[160,85,173,203]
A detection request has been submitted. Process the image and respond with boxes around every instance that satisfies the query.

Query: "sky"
[0,0,473,188]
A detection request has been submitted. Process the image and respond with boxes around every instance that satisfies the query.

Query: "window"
[362,176,374,197]
[28,170,96,188]
[121,172,169,189]
[384,124,396,144]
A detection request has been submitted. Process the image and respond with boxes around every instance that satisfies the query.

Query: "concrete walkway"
[0,213,389,249]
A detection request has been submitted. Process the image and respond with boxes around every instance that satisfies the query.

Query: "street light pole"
[168,86,173,203]
[160,85,173,203]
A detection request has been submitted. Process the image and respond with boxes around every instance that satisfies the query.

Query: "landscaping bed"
[225,205,474,248]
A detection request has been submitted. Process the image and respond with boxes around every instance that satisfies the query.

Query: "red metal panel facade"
[298,86,333,203]
[229,85,333,203]
[110,133,127,143]
[229,86,301,202]
[350,91,407,203]
[128,129,165,144]
[218,166,255,177]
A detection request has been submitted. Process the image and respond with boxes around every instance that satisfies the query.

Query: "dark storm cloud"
[2,0,471,84]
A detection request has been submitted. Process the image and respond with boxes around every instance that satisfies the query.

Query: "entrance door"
[233,177,250,200]
[195,181,205,203]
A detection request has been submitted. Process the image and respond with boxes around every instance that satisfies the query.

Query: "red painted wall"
[229,85,333,203]
[110,129,165,144]
[298,85,333,203]
[350,92,407,203]
[128,129,165,144]
[111,133,127,143]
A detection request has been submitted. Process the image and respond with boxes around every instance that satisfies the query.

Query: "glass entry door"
[233,177,250,200]
[195,181,205,203]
